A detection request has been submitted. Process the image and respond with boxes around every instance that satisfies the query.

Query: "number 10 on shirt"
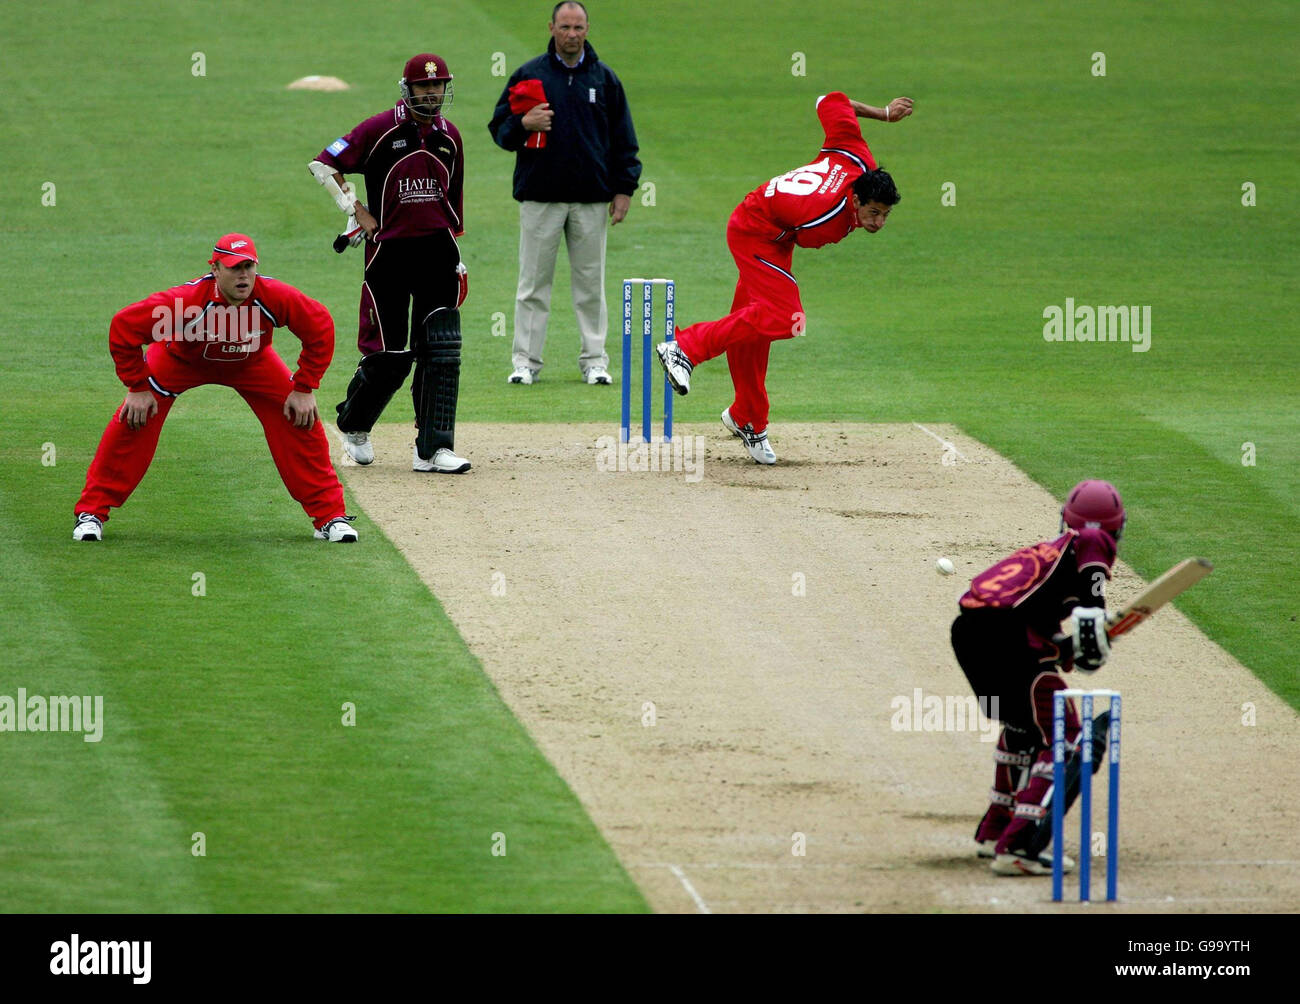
[621,278,675,444]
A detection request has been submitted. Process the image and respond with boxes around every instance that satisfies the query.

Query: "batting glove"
[1069,606,1110,672]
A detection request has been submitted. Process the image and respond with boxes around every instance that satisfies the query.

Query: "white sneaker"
[990,849,1075,876]
[342,431,374,465]
[585,366,612,385]
[314,516,358,542]
[975,839,998,859]
[73,513,103,541]
[721,408,777,465]
[508,367,535,385]
[413,444,471,474]
[655,342,693,395]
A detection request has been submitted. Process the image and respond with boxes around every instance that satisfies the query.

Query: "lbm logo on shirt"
[328,138,349,155]
[588,88,596,103]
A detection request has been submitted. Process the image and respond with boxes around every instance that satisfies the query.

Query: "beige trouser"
[512,200,609,374]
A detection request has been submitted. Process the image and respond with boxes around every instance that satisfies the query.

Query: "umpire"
[310,52,470,473]
[488,1,641,386]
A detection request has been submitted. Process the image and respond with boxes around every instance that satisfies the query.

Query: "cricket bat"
[1106,558,1214,638]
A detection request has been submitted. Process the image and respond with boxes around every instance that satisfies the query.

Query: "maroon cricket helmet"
[402,53,453,84]
[1062,480,1126,539]
[400,54,454,117]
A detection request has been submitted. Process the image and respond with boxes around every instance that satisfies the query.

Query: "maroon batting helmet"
[1062,480,1126,540]
[400,53,454,117]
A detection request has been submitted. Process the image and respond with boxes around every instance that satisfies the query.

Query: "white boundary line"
[667,865,712,914]
[913,422,970,462]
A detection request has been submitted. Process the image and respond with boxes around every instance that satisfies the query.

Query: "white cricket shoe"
[413,445,471,474]
[73,513,103,541]
[975,839,997,859]
[314,516,358,543]
[508,367,535,385]
[991,849,1075,876]
[721,408,777,465]
[655,341,693,395]
[585,366,612,385]
[342,431,374,465]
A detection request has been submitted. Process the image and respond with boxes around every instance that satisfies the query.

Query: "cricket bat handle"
[1052,614,1122,649]
[333,215,363,254]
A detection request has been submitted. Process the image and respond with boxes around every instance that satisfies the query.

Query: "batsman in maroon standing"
[311,53,471,474]
[655,90,912,464]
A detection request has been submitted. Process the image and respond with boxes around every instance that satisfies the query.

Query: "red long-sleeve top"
[732,91,879,249]
[109,273,335,394]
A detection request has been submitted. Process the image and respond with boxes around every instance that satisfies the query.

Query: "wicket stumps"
[621,278,674,443]
[1052,688,1121,902]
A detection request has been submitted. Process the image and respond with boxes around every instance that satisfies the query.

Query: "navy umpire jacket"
[488,39,641,204]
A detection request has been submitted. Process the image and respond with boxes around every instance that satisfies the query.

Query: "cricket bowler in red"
[656,91,912,464]
[73,234,358,543]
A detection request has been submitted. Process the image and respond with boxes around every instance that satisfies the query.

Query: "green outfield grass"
[2,0,1296,911]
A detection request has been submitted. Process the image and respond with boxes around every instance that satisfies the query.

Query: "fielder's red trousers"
[77,342,345,528]
[673,210,804,434]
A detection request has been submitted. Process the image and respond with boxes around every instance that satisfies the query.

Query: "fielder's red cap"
[210,234,258,266]
[403,53,452,83]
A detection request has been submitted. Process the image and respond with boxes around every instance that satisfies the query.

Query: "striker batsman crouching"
[949,480,1126,876]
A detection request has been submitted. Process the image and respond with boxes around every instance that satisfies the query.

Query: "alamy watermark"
[50,935,150,983]
[1,688,103,742]
[890,688,998,742]
[149,300,268,354]
[596,435,705,482]
[1043,298,1151,352]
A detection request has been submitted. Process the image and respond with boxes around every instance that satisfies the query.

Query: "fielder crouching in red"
[949,480,1126,876]
[73,234,358,543]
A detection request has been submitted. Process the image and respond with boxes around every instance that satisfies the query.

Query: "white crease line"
[703,897,1284,910]
[332,425,360,467]
[668,864,712,914]
[639,859,1300,870]
[913,423,969,462]
[1111,897,1282,905]
[1144,860,1300,867]
[970,895,1285,908]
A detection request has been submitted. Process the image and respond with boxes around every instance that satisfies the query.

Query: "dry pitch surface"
[340,422,1300,913]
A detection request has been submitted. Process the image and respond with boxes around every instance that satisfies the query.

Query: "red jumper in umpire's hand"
[311,53,471,474]
[72,234,358,543]
[949,480,1126,877]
